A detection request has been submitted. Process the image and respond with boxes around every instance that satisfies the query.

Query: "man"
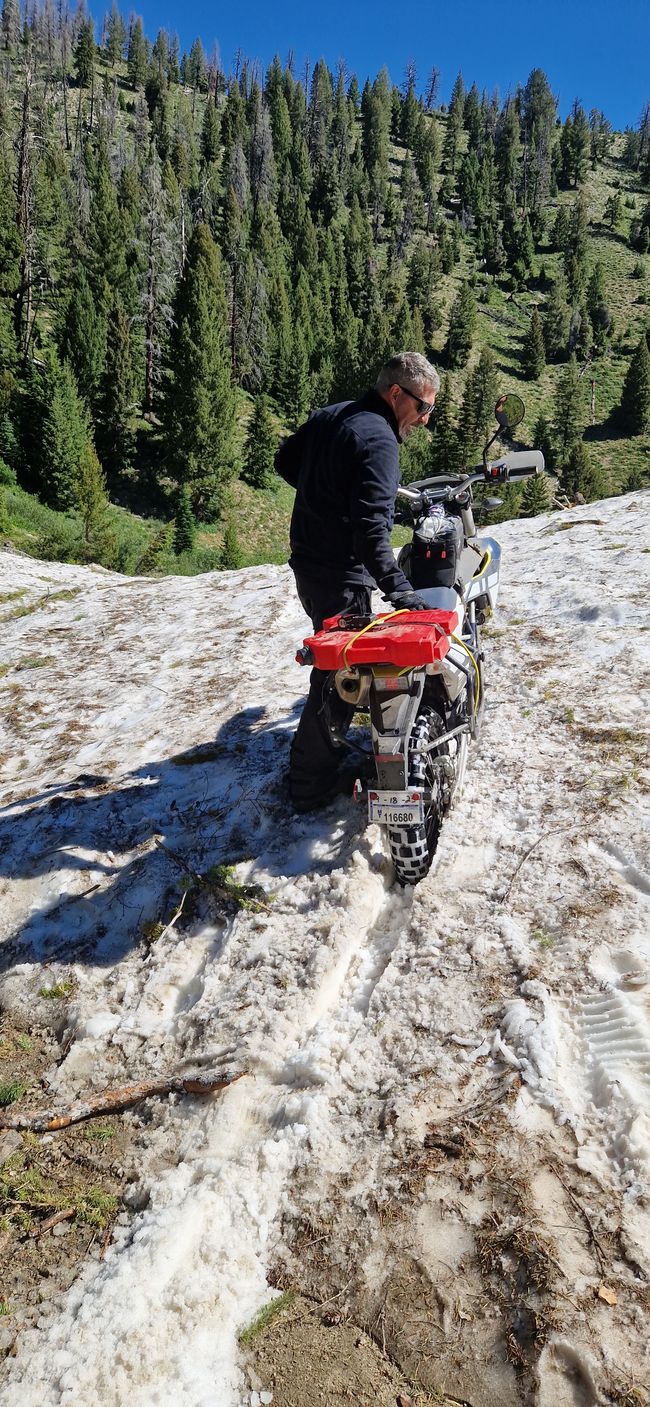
[275,351,440,812]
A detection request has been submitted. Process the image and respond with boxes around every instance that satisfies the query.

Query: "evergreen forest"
[1,3,650,574]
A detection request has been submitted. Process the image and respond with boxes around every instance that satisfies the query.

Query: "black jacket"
[275,390,412,599]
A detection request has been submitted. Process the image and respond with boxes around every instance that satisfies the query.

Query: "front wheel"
[387,708,453,886]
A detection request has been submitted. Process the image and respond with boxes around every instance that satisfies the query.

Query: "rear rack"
[297,608,459,670]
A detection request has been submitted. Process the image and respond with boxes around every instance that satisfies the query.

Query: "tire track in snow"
[596,839,650,898]
[276,880,411,1086]
[578,987,650,1188]
[6,853,411,1407]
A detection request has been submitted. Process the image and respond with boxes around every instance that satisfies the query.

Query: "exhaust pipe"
[334,666,371,706]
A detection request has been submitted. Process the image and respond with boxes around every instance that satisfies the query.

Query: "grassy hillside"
[1,34,648,573]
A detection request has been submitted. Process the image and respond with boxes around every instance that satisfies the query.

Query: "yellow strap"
[474,545,491,577]
[341,610,408,666]
[450,633,481,714]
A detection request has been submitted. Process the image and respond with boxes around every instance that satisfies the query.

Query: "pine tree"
[543,274,571,361]
[429,375,462,475]
[399,423,433,485]
[618,336,650,434]
[57,268,106,406]
[86,150,127,305]
[552,355,585,459]
[603,192,622,230]
[586,262,612,354]
[39,352,92,510]
[621,467,648,493]
[560,101,590,188]
[445,283,477,369]
[561,442,607,502]
[523,307,546,379]
[444,71,465,176]
[496,100,521,189]
[105,3,126,66]
[173,486,195,554]
[532,413,555,476]
[457,348,498,457]
[0,401,17,473]
[200,97,220,166]
[564,194,590,299]
[284,326,311,424]
[74,443,116,565]
[424,66,440,112]
[220,515,242,569]
[241,395,277,489]
[1,0,19,51]
[167,33,180,84]
[74,18,95,89]
[162,223,237,520]
[589,110,612,166]
[127,17,147,90]
[568,305,593,360]
[135,523,173,575]
[0,155,21,373]
[463,82,481,150]
[96,294,135,479]
[519,473,550,517]
[188,37,208,93]
[520,68,557,217]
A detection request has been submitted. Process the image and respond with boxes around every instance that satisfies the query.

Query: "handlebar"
[397,450,545,510]
[485,449,545,481]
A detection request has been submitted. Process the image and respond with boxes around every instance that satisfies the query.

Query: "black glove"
[389,590,428,612]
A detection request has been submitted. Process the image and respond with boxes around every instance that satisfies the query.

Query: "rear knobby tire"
[387,708,451,887]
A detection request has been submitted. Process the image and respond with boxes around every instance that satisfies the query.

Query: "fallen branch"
[550,1163,609,1273]
[144,888,189,950]
[34,1207,76,1236]
[99,1221,114,1260]
[0,1069,245,1133]
[155,837,273,914]
[500,825,575,904]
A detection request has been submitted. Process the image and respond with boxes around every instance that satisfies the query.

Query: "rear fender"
[369,672,425,791]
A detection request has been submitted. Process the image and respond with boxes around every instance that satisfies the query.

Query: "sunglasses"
[396,385,436,417]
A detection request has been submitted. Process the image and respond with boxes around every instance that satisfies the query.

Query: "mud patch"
[244,1292,455,1406]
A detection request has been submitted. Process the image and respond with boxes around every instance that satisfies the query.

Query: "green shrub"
[0,1081,26,1107]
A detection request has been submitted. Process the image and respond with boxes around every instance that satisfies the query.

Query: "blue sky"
[128,0,649,132]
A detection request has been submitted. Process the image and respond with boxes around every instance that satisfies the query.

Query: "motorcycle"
[295,395,545,885]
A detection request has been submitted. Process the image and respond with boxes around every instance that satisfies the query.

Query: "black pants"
[289,574,372,806]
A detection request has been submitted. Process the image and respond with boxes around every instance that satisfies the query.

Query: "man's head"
[376,352,440,439]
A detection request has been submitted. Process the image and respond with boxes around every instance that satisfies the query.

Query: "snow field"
[1,491,649,1403]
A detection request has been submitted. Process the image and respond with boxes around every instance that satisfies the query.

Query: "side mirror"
[494,393,525,431]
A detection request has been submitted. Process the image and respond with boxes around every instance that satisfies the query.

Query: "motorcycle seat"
[417,586,460,611]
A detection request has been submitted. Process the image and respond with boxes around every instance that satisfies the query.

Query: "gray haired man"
[275,351,440,812]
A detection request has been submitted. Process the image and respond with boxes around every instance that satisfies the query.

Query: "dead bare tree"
[140,151,176,416]
[14,52,35,355]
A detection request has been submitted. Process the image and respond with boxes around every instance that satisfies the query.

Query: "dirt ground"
[0,1010,136,1362]
[1,1009,648,1406]
[245,1295,456,1406]
[243,1096,650,1407]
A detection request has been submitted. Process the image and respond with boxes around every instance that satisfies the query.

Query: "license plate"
[368,789,424,826]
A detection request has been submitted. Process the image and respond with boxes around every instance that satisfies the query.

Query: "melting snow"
[1,492,649,1403]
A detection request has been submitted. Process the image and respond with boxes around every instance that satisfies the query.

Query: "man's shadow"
[0,699,370,975]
